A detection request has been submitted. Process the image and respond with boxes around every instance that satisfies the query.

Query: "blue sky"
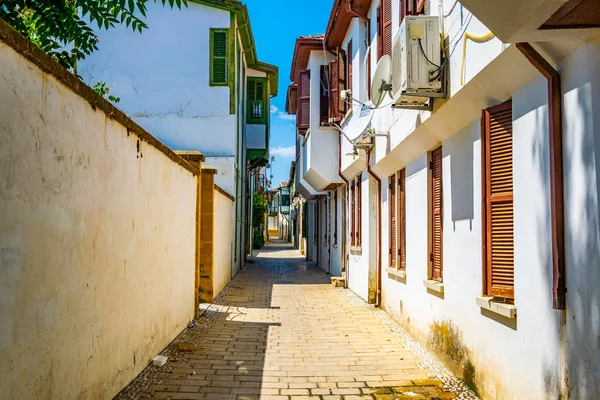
[245,0,333,187]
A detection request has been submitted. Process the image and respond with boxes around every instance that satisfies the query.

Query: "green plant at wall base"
[253,229,264,250]
[93,81,120,103]
[252,192,267,249]
[198,263,211,303]
[252,192,268,227]
[0,0,187,71]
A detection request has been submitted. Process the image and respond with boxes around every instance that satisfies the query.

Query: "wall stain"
[429,319,479,395]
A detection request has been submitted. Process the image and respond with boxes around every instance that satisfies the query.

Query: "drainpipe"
[338,132,350,288]
[366,150,382,307]
[516,43,566,310]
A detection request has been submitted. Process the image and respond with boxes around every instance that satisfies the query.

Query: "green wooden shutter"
[247,78,266,124]
[210,29,228,86]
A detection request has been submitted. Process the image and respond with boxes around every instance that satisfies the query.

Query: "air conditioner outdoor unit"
[392,15,443,106]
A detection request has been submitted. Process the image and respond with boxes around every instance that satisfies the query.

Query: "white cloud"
[270,105,295,121]
[277,112,296,121]
[270,145,295,157]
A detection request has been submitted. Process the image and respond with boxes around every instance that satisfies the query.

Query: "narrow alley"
[116,241,477,400]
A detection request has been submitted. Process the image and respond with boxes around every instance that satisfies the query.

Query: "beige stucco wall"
[0,35,196,398]
[213,188,234,297]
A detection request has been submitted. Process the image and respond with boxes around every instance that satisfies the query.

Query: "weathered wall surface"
[378,37,600,400]
[213,187,235,297]
[79,1,236,158]
[0,27,197,399]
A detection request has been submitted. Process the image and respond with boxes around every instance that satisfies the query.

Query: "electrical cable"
[418,38,441,69]
[443,0,460,18]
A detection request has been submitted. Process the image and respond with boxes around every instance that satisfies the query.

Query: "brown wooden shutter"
[389,174,397,267]
[399,169,407,269]
[483,101,514,299]
[367,39,372,99]
[348,40,353,98]
[431,147,443,281]
[337,48,347,115]
[400,0,407,25]
[320,66,329,125]
[350,179,356,246]
[333,189,338,245]
[356,175,362,246]
[383,0,393,58]
[377,7,383,60]
[328,59,340,122]
[297,70,311,132]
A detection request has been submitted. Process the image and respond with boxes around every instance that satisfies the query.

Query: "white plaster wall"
[561,38,600,399]
[364,0,505,166]
[205,157,236,197]
[347,172,377,302]
[329,187,344,278]
[0,42,196,399]
[213,190,234,297]
[379,66,598,398]
[306,200,318,262]
[317,197,327,271]
[308,1,599,398]
[79,2,237,157]
[234,36,245,271]
[303,52,341,191]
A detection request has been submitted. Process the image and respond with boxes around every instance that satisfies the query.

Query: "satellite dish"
[370,55,392,107]
[343,104,373,141]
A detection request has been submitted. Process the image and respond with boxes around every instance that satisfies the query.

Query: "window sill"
[386,268,406,279]
[349,246,362,255]
[423,279,444,293]
[476,296,517,319]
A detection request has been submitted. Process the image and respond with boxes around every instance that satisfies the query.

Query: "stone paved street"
[116,240,478,400]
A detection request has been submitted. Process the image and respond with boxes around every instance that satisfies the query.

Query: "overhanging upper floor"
[459,0,600,43]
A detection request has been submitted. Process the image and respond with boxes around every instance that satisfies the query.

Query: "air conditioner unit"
[392,15,443,106]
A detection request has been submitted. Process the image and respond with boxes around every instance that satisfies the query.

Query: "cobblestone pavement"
[115,240,478,400]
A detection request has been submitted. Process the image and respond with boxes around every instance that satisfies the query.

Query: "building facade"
[286,0,600,398]
[80,0,278,271]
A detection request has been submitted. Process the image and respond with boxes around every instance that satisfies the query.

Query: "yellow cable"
[460,32,496,86]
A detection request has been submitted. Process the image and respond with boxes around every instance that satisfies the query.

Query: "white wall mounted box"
[392,15,442,105]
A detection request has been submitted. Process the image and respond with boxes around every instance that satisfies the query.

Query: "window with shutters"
[210,29,229,86]
[350,175,362,248]
[381,0,393,59]
[247,78,266,124]
[347,40,353,98]
[320,66,329,125]
[389,174,397,267]
[297,70,311,133]
[350,180,356,246]
[328,49,347,122]
[377,6,383,60]
[430,147,443,281]
[338,48,347,116]
[482,101,514,299]
[389,169,407,269]
[333,189,338,246]
[357,175,362,246]
[399,0,425,25]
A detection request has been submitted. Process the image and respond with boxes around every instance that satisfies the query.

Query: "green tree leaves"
[0,0,187,71]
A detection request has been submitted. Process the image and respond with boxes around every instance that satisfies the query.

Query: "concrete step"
[331,277,345,288]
